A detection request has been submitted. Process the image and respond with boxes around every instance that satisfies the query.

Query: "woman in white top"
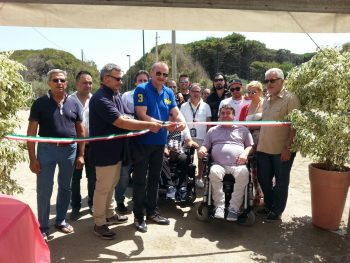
[239,81,264,206]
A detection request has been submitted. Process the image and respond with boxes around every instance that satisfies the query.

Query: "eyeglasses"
[214,78,224,82]
[52,79,66,83]
[248,91,258,95]
[264,78,281,84]
[230,87,241,92]
[155,71,169,77]
[107,75,122,82]
[138,79,148,83]
[190,90,200,93]
[169,86,177,89]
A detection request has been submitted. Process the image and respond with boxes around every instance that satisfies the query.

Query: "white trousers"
[209,164,249,211]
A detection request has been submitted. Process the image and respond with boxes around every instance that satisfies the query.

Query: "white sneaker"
[214,207,225,219]
[196,179,204,188]
[166,186,176,199]
[226,208,239,222]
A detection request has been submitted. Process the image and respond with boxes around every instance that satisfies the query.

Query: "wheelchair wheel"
[195,202,210,222]
[237,210,256,226]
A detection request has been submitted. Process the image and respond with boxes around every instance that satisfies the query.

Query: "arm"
[113,115,162,133]
[168,107,186,132]
[27,121,40,175]
[281,127,296,161]
[237,146,253,165]
[75,121,85,169]
[198,145,208,159]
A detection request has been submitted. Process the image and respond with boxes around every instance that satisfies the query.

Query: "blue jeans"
[71,145,96,210]
[114,164,132,203]
[133,145,164,221]
[256,151,296,215]
[37,142,76,234]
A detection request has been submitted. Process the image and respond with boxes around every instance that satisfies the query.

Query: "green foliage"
[286,48,350,171]
[0,51,34,194]
[10,49,100,95]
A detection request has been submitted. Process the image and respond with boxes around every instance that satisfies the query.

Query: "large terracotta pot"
[309,163,350,230]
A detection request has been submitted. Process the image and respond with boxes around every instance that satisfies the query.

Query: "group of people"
[27,61,299,241]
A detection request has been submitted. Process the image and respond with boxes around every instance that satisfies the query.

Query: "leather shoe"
[265,211,281,222]
[146,213,170,225]
[134,218,147,233]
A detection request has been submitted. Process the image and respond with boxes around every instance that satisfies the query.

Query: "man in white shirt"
[218,79,250,121]
[69,70,95,220]
[180,83,212,188]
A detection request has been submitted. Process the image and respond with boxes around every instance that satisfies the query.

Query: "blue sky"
[0,26,349,71]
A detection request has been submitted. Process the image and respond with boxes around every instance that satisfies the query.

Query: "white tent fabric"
[0,3,349,33]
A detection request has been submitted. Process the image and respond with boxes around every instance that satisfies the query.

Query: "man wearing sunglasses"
[218,79,251,121]
[133,61,186,233]
[178,74,191,102]
[256,68,300,222]
[89,64,162,240]
[27,69,85,240]
[206,72,229,122]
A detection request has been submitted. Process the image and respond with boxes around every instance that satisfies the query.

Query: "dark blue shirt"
[89,85,128,166]
[28,92,82,138]
[134,81,177,145]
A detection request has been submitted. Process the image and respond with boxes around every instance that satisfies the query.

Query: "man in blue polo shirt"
[133,61,186,232]
[27,69,85,240]
[89,63,162,240]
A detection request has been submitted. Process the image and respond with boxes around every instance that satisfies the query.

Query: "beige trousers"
[93,161,121,226]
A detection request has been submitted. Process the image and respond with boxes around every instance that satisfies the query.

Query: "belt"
[54,142,75,147]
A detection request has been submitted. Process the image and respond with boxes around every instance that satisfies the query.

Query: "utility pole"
[126,54,131,90]
[171,30,177,79]
[142,30,145,69]
[81,49,84,66]
[155,32,159,62]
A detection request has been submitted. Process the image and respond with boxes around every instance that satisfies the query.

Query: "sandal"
[54,222,74,234]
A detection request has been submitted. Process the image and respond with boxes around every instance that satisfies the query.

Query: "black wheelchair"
[159,146,197,204]
[195,154,256,226]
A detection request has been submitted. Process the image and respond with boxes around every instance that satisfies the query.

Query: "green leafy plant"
[286,48,350,171]
[0,51,33,194]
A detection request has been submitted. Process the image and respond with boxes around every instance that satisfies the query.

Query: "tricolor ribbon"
[3,121,291,143]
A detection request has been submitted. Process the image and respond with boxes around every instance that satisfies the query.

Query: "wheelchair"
[195,154,256,226]
[159,146,197,204]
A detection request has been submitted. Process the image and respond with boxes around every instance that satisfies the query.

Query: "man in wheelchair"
[161,127,198,202]
[198,104,253,221]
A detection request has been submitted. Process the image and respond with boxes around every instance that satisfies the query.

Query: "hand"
[280,148,292,161]
[149,122,162,133]
[187,140,199,149]
[164,147,170,157]
[198,148,207,159]
[29,159,41,175]
[236,153,248,165]
[75,156,85,169]
[165,122,178,132]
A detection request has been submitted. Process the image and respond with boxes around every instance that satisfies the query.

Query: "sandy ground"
[7,110,350,262]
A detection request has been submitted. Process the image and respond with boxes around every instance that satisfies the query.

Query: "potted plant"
[286,48,350,230]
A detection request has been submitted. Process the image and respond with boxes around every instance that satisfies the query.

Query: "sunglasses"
[138,79,148,83]
[52,79,66,83]
[155,71,169,77]
[107,75,122,81]
[169,86,177,89]
[264,78,281,84]
[248,91,258,95]
[230,87,241,92]
[214,78,224,82]
[190,90,200,93]
[180,80,189,84]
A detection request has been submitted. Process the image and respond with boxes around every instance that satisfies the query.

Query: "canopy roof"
[1,1,349,32]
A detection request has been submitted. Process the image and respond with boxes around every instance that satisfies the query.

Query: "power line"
[31,27,65,50]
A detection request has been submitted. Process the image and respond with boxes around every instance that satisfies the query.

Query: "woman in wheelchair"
[161,127,198,202]
[198,104,253,221]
